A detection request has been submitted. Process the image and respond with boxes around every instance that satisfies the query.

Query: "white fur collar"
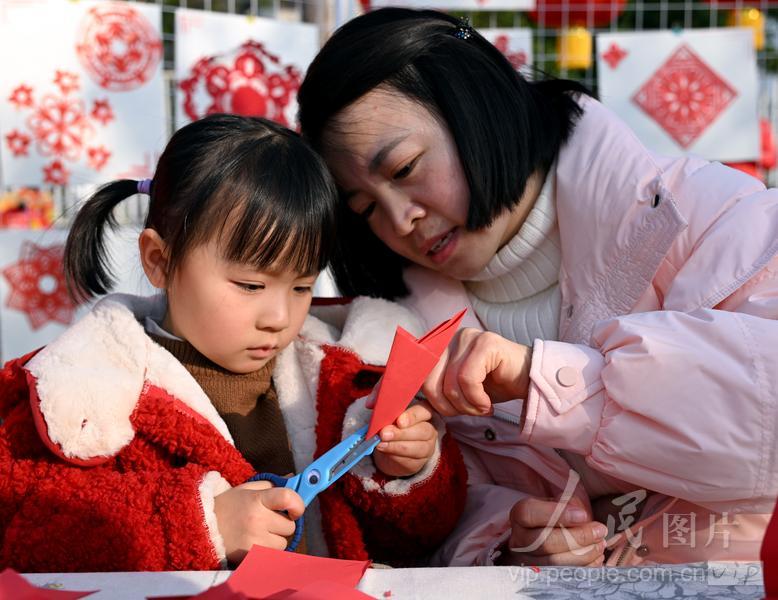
[26,294,233,461]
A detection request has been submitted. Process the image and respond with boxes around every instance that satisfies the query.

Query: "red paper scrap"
[228,545,369,599]
[366,309,466,438]
[0,569,96,599]
[761,498,778,598]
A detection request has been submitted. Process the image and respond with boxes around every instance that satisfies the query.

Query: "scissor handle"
[247,472,304,552]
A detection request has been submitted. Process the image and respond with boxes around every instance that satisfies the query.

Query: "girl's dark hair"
[65,114,337,302]
[297,7,589,299]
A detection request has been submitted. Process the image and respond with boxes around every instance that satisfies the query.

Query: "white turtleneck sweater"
[465,172,561,348]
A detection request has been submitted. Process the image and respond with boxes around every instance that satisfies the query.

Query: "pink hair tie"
[137,179,152,195]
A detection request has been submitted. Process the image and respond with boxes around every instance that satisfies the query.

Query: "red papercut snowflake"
[632,45,737,148]
[43,160,70,185]
[602,43,628,69]
[91,99,114,125]
[1,242,77,330]
[76,4,162,92]
[5,130,31,156]
[53,70,80,95]
[180,40,302,127]
[8,84,34,109]
[86,145,111,170]
[493,35,528,70]
[27,93,93,160]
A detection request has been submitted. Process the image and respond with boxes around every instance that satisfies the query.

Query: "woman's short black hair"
[65,114,337,302]
[298,7,589,299]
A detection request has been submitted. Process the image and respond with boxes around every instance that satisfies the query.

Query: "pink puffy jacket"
[402,97,778,567]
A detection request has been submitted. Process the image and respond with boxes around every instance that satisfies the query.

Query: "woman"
[297,8,778,567]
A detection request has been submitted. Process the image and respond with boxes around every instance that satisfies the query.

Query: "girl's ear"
[139,228,169,289]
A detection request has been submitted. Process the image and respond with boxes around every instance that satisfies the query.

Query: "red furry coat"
[0,294,466,572]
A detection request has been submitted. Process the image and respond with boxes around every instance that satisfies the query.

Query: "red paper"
[761,498,778,597]
[228,546,369,599]
[0,569,95,599]
[366,309,466,438]
[276,580,374,599]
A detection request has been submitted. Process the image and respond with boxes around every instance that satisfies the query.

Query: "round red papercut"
[27,94,93,161]
[76,4,162,92]
[180,41,302,127]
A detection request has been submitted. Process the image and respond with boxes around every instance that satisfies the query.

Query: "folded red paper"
[366,309,467,438]
[0,569,95,599]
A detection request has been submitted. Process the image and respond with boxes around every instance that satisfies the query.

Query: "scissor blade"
[329,433,381,481]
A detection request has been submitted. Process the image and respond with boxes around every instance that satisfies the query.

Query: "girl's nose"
[258,298,289,332]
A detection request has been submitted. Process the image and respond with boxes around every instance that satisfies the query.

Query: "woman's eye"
[393,158,417,180]
[360,202,376,219]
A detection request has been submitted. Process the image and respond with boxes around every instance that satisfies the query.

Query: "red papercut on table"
[761,498,778,598]
[366,309,467,438]
[0,568,95,599]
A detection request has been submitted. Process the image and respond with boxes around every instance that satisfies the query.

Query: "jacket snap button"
[556,366,578,387]
[484,428,496,441]
[636,545,650,557]
[651,194,661,208]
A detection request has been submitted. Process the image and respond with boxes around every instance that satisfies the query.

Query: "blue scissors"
[247,424,381,551]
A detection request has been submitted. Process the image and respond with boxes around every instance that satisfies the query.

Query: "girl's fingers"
[376,439,435,459]
[396,402,433,428]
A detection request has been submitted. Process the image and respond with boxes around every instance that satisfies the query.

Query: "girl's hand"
[499,496,608,567]
[214,480,304,564]
[422,328,532,417]
[372,402,437,477]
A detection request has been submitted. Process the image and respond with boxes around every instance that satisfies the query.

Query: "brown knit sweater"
[149,334,296,477]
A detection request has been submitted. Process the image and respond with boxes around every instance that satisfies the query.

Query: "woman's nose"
[385,192,425,236]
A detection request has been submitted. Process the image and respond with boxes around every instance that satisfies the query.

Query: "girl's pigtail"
[64,179,139,303]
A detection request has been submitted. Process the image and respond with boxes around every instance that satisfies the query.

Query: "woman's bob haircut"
[298,7,589,299]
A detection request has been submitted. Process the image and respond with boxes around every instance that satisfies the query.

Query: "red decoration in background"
[1,242,77,330]
[91,99,114,125]
[632,45,736,148]
[8,84,34,109]
[4,73,114,184]
[602,42,628,69]
[493,35,528,70]
[5,131,31,157]
[180,40,302,127]
[75,4,162,92]
[528,0,627,27]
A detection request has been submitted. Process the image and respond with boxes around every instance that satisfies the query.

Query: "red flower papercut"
[6,130,31,156]
[43,160,70,185]
[86,146,111,170]
[27,94,93,160]
[602,43,628,69]
[91,99,114,125]
[1,242,77,330]
[53,70,80,95]
[9,84,34,109]
[76,4,162,91]
[180,40,302,127]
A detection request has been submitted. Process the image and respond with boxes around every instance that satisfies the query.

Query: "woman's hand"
[214,481,304,564]
[373,402,437,477]
[422,328,532,416]
[498,496,608,567]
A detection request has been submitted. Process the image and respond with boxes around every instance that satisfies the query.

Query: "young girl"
[0,114,466,572]
[298,9,778,567]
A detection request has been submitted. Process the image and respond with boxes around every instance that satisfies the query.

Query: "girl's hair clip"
[452,19,473,40]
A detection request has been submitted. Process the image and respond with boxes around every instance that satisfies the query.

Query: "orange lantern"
[557,26,593,70]
[726,7,765,50]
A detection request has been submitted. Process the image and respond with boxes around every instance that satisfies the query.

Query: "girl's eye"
[294,286,313,294]
[235,282,264,292]
[393,157,418,181]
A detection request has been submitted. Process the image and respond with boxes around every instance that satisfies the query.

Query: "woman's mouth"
[426,228,458,264]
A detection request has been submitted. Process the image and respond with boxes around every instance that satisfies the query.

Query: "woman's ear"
[139,228,169,289]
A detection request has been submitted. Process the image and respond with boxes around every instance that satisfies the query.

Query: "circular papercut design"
[76,4,162,92]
